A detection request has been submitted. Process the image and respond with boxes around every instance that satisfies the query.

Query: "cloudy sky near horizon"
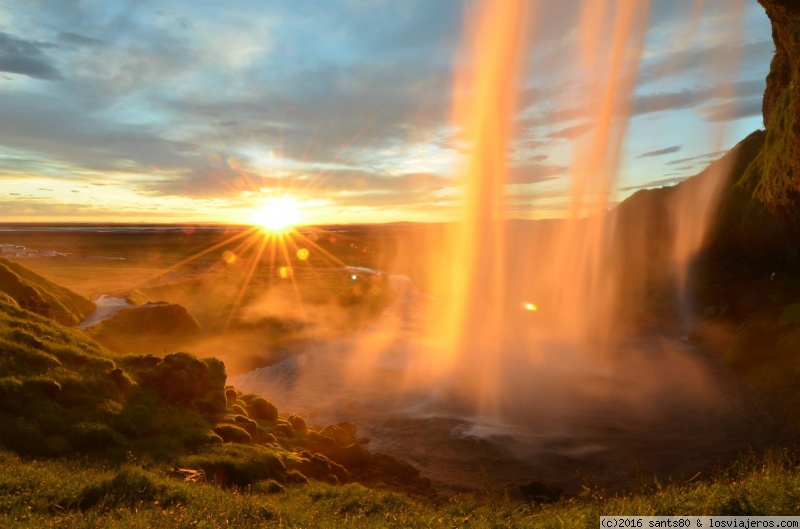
[0,0,772,224]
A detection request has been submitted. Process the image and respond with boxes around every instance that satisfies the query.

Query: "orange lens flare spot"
[523,302,537,312]
[278,266,293,279]
[252,195,302,233]
[222,251,236,264]
[296,248,309,260]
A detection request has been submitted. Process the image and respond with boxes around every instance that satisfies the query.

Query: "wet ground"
[231,275,793,495]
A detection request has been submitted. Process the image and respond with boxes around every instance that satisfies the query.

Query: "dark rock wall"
[745,0,800,206]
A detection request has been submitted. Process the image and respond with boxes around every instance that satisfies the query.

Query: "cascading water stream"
[233,0,782,493]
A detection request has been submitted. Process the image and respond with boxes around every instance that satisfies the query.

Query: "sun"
[252,195,303,233]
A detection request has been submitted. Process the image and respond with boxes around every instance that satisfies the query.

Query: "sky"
[0,0,773,225]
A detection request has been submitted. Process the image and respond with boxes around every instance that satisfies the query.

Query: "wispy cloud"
[619,176,685,191]
[636,145,681,158]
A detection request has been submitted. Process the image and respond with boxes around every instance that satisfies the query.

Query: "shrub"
[247,397,278,422]
[231,403,248,416]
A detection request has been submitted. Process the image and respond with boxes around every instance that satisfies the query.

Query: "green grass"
[0,257,94,326]
[1,448,799,528]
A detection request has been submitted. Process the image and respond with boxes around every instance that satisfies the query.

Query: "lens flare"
[252,196,302,233]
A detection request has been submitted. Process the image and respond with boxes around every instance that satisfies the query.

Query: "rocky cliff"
[742,0,800,207]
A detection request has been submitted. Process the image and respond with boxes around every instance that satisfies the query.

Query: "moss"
[288,414,308,432]
[212,424,252,444]
[177,444,289,486]
[247,397,278,422]
[748,89,798,207]
[225,387,238,406]
[232,414,258,436]
[230,403,248,416]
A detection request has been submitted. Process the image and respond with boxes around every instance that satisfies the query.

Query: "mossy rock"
[247,397,278,422]
[288,414,307,432]
[225,388,238,406]
[213,424,252,444]
[232,415,258,436]
[178,445,288,486]
[231,403,248,417]
[138,353,227,414]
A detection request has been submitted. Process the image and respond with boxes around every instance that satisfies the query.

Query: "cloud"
[618,176,686,191]
[632,80,764,116]
[700,97,763,122]
[666,150,727,166]
[57,32,104,47]
[0,32,62,80]
[547,122,594,140]
[506,163,568,185]
[638,40,773,85]
[540,80,765,128]
[636,145,681,158]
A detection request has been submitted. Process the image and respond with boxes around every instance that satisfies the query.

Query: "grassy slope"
[0,257,94,326]
[1,448,799,528]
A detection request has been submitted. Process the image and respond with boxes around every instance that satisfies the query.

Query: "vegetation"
[1,447,799,528]
[0,257,94,326]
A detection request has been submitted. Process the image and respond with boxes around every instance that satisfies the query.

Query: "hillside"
[0,257,94,326]
[0,279,433,493]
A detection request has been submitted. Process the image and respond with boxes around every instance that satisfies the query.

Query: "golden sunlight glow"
[252,196,303,233]
[523,302,537,312]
